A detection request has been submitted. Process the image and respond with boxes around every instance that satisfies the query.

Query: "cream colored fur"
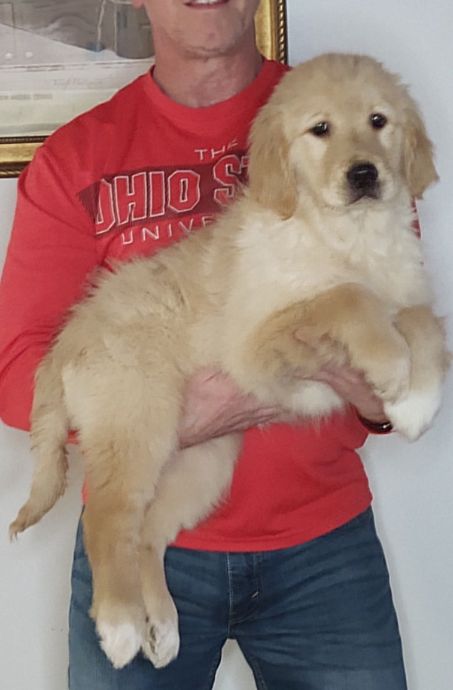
[10,53,449,669]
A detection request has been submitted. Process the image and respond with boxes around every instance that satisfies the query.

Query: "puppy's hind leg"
[139,433,241,668]
[81,373,184,669]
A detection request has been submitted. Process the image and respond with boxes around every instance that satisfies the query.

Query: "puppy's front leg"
[245,283,410,407]
[295,284,413,403]
[244,302,348,384]
[384,305,450,439]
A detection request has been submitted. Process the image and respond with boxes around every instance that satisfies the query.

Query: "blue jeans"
[69,508,407,689]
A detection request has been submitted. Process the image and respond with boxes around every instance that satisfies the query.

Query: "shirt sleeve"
[0,144,97,431]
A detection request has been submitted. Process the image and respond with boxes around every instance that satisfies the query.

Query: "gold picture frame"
[0,0,287,179]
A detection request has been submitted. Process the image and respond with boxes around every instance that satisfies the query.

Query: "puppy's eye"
[310,122,330,137]
[370,113,387,129]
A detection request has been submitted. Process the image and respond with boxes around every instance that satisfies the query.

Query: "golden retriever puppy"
[10,53,448,670]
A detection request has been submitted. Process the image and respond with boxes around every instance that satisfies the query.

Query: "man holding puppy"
[0,1,408,688]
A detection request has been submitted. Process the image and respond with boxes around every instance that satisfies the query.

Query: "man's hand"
[309,363,388,422]
[294,327,389,423]
[179,369,280,448]
[179,358,388,449]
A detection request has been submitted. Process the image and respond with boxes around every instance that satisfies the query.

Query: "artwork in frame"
[0,0,287,178]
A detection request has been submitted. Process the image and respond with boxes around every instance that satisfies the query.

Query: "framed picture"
[0,0,287,178]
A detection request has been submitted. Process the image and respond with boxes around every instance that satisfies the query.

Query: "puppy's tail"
[9,355,69,539]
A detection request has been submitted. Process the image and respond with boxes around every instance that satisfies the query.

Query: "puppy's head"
[248,54,438,217]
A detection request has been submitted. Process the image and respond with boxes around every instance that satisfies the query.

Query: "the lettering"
[213,154,248,205]
[114,172,147,226]
[95,179,115,235]
[167,171,201,214]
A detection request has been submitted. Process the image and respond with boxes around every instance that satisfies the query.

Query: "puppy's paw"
[98,620,144,669]
[366,354,411,403]
[95,604,146,669]
[385,386,442,441]
[142,617,180,669]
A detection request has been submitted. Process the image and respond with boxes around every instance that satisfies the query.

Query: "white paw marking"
[142,619,180,669]
[97,620,143,669]
[385,386,442,441]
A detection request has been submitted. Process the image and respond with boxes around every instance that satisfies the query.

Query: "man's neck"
[152,33,263,108]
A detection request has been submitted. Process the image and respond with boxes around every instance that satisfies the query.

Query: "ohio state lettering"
[78,154,249,237]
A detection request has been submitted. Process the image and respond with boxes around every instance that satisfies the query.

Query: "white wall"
[1,2,452,688]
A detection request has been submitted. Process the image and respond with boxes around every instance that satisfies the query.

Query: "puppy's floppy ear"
[403,107,438,198]
[247,105,297,219]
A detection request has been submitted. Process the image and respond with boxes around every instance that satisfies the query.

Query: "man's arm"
[0,145,97,430]
[179,369,280,448]
[178,364,387,449]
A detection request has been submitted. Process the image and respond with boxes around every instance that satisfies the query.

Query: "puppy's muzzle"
[347,162,380,201]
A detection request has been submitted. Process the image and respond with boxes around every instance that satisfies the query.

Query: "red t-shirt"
[0,59,372,551]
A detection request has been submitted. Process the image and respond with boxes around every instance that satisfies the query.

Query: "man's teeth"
[190,0,224,5]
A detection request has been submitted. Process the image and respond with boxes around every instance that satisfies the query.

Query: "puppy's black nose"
[347,163,379,192]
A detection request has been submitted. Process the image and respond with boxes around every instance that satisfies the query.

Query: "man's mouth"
[185,0,229,7]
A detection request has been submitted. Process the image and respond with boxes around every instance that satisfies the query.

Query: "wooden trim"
[256,0,288,66]
[0,137,45,178]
